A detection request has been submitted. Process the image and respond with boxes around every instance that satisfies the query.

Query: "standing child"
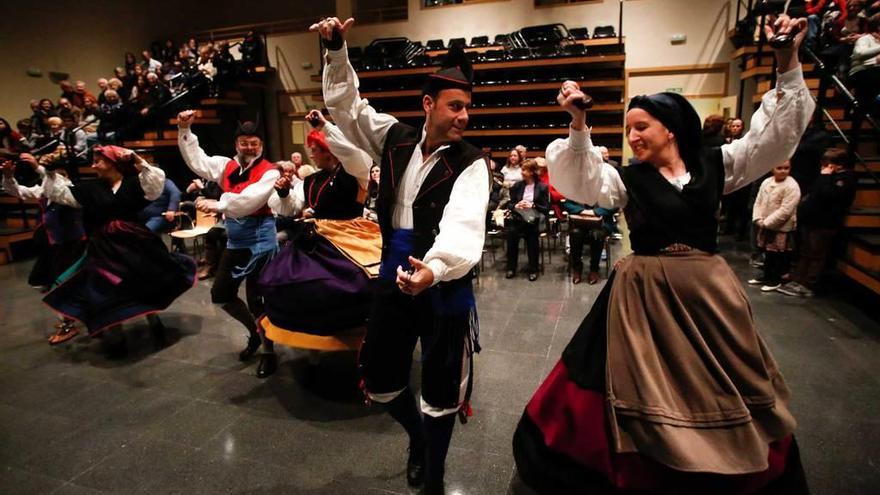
[749,160,801,291]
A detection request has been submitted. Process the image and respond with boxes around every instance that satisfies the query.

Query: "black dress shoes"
[505,270,516,279]
[256,353,278,378]
[528,272,538,282]
[239,335,261,361]
[406,446,426,487]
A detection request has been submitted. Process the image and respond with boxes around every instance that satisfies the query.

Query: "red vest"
[220,157,275,217]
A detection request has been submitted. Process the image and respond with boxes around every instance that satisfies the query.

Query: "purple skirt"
[258,233,372,336]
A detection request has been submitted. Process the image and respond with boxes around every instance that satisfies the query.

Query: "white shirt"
[850,33,880,76]
[177,127,280,219]
[547,66,815,210]
[322,43,490,284]
[501,165,523,184]
[42,162,166,208]
[3,166,46,202]
[269,121,373,218]
[523,183,535,203]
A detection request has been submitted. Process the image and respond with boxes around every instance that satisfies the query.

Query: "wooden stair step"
[846,235,880,273]
[845,208,880,228]
[854,188,880,208]
[199,98,247,106]
[122,139,178,148]
[837,259,880,295]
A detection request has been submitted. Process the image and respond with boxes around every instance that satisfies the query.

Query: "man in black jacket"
[778,148,856,296]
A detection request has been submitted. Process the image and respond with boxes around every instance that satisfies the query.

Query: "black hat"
[234,118,263,140]
[628,92,702,165]
[422,46,473,96]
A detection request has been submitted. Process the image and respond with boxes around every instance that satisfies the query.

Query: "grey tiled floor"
[0,241,878,494]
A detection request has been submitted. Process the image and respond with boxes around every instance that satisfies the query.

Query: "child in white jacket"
[749,160,801,291]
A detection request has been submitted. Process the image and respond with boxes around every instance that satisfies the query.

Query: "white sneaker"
[747,278,767,286]
[761,284,781,292]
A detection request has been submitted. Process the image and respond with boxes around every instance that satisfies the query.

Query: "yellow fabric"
[261,316,365,351]
[314,218,383,277]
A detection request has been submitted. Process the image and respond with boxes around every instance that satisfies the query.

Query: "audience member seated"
[240,31,265,70]
[501,145,525,187]
[74,81,95,109]
[487,158,506,228]
[595,145,619,170]
[778,149,857,297]
[56,97,82,124]
[96,90,128,143]
[505,159,549,282]
[31,99,55,139]
[139,178,181,235]
[58,80,80,108]
[364,163,379,222]
[0,118,30,156]
[58,112,87,167]
[139,72,172,126]
[847,13,880,156]
[565,201,617,285]
[142,49,163,73]
[180,178,225,280]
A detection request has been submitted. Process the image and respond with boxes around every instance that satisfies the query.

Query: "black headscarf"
[628,92,702,168]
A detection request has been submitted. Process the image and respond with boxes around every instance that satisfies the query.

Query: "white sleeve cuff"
[569,127,590,152]
[215,198,229,213]
[776,64,805,90]
[426,258,448,286]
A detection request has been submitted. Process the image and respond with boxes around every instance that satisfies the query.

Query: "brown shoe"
[587,271,600,285]
[48,324,80,345]
[571,269,582,284]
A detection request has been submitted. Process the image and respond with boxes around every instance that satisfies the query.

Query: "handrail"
[802,47,880,183]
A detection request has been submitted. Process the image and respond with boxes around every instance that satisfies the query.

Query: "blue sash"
[225,216,277,278]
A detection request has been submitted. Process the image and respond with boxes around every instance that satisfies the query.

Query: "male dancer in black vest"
[312,17,490,495]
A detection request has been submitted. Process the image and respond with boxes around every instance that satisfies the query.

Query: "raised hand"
[308,17,354,47]
[557,80,588,130]
[765,15,807,73]
[305,109,327,130]
[177,109,196,129]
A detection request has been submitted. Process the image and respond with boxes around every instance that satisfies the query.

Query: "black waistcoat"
[377,123,487,261]
[622,147,724,254]
[302,165,363,220]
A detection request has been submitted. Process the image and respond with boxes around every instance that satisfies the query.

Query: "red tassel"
[458,401,474,424]
[358,379,372,406]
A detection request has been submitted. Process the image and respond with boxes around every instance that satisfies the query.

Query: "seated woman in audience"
[138,177,181,235]
[501,145,525,187]
[505,159,549,281]
[0,118,29,156]
[514,15,814,494]
[749,160,801,291]
[40,145,196,356]
[364,163,380,222]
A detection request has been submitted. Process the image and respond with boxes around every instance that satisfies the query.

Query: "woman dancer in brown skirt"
[513,15,814,494]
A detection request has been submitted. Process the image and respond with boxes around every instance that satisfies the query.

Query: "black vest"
[377,123,488,261]
[302,165,363,220]
[622,147,725,254]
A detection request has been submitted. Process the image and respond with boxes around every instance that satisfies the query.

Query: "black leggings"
[763,251,791,285]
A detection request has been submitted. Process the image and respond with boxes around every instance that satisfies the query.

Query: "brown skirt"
[757,228,795,252]
[606,251,797,474]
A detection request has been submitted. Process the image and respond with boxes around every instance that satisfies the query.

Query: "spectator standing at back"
[749,161,801,292]
[778,149,857,297]
[142,50,163,73]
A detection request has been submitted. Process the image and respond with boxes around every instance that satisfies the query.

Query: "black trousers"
[569,225,605,273]
[211,248,266,317]
[506,218,539,273]
[762,251,790,285]
[359,279,469,410]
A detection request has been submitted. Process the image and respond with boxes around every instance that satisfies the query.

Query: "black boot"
[256,352,278,378]
[384,390,426,487]
[146,314,167,348]
[423,413,456,495]
[239,334,261,361]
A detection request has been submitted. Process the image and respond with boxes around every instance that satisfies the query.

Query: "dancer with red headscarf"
[41,145,196,354]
